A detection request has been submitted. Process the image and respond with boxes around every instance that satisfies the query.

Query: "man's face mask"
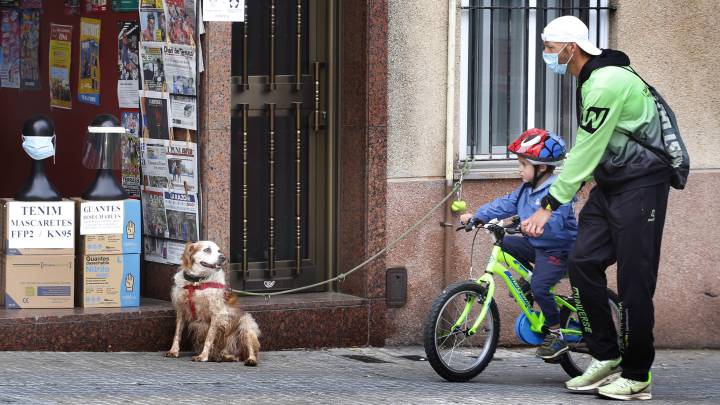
[22,135,56,162]
[543,43,574,75]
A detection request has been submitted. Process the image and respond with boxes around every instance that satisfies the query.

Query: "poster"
[78,17,101,105]
[140,9,166,42]
[140,91,170,139]
[163,44,195,95]
[1,9,20,89]
[166,140,197,192]
[118,21,140,108]
[113,0,139,12]
[122,112,142,198]
[140,42,165,92]
[141,188,168,237]
[170,94,196,130]
[203,0,244,22]
[20,9,39,90]
[84,0,108,12]
[50,24,73,109]
[164,191,198,241]
[165,0,195,46]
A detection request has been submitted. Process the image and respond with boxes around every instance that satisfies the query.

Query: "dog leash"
[230,159,473,300]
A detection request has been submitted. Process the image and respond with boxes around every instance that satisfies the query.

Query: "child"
[460,128,578,359]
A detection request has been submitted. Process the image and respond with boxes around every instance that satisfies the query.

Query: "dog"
[165,241,261,365]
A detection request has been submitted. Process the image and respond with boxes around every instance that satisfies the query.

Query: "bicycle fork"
[451,261,497,336]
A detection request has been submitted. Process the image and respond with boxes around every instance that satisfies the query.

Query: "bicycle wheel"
[558,289,621,377]
[423,281,500,382]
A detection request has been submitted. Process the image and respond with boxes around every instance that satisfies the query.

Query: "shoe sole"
[596,391,652,401]
[565,372,621,392]
[538,346,569,360]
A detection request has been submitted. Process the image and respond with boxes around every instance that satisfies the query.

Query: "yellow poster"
[78,17,101,105]
[49,24,73,109]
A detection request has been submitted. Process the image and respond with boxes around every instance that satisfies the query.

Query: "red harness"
[183,282,227,320]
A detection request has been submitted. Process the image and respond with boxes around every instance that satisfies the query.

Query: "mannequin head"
[15,115,60,201]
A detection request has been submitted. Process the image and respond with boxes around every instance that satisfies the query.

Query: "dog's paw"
[165,351,179,358]
[244,357,258,367]
[192,355,209,362]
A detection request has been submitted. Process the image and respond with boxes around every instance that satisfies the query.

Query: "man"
[522,16,671,401]
[142,13,156,41]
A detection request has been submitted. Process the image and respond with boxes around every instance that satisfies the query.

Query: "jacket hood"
[578,49,631,89]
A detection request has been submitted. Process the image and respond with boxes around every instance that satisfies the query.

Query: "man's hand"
[522,208,552,237]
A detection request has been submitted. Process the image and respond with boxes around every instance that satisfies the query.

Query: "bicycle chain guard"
[514,311,545,345]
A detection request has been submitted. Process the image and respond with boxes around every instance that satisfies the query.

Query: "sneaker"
[596,374,652,401]
[536,332,569,359]
[565,357,622,392]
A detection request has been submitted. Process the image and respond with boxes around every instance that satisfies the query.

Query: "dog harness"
[183,282,227,321]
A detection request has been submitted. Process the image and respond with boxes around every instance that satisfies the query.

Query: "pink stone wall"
[385,171,720,348]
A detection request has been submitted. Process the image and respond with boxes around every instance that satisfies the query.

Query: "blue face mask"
[22,135,56,162]
[543,43,573,75]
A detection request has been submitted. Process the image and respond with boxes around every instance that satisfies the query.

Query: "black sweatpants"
[568,182,669,381]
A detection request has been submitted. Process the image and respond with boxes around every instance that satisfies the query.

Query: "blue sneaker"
[536,332,569,359]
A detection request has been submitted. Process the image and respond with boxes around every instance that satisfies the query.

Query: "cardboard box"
[76,199,141,255]
[0,199,75,256]
[0,255,74,308]
[78,254,140,308]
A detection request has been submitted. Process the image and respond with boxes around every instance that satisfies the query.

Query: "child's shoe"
[536,330,569,359]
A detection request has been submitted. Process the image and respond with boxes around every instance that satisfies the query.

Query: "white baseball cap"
[541,16,602,56]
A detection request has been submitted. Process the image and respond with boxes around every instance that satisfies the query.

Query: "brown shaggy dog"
[165,241,261,365]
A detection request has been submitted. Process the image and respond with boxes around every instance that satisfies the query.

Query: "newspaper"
[165,0,196,46]
[118,21,140,108]
[163,43,195,96]
[170,95,196,130]
[140,138,170,189]
[139,91,170,139]
[144,236,186,265]
[141,188,168,238]
[140,42,166,92]
[164,191,199,242]
[166,140,197,192]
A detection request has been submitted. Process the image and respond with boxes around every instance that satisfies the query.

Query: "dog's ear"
[181,242,199,269]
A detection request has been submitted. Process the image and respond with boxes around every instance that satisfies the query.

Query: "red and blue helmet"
[508,128,567,166]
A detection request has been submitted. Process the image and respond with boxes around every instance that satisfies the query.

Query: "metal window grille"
[459,0,613,162]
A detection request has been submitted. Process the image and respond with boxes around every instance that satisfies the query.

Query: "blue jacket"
[471,175,577,251]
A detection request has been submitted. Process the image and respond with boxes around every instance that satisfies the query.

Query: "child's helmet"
[508,128,567,166]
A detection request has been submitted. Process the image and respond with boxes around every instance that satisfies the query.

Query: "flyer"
[140,42,166,92]
[78,17,101,106]
[170,95,196,130]
[140,138,170,188]
[140,9,166,42]
[140,91,170,139]
[163,43,195,95]
[84,0,108,12]
[118,21,140,108]
[165,0,195,46]
[50,24,73,109]
[1,9,20,89]
[113,0,139,12]
[141,188,168,238]
[166,139,197,192]
[20,9,40,90]
[121,112,142,198]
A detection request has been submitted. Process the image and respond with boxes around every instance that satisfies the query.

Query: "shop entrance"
[229,0,335,292]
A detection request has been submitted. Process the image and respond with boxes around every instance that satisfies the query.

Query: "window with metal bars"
[459,0,611,164]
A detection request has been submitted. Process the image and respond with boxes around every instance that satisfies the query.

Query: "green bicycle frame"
[455,245,581,338]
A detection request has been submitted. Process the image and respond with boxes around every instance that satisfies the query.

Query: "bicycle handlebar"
[457,215,524,238]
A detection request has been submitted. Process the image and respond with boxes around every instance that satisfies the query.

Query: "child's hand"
[459,213,473,224]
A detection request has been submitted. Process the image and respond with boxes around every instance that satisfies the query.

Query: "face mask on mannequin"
[22,135,56,163]
[543,43,574,75]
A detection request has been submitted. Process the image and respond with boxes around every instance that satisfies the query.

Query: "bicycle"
[423,217,621,382]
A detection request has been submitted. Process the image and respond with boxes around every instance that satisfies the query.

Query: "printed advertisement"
[164,191,198,242]
[140,138,169,189]
[141,188,167,238]
[140,91,170,139]
[122,112,142,198]
[50,24,73,109]
[165,0,195,46]
[113,0,139,12]
[140,42,165,92]
[118,21,140,108]
[1,8,20,89]
[204,0,244,22]
[140,9,166,42]
[78,17,101,106]
[163,43,195,95]
[79,201,124,235]
[144,236,186,265]
[170,94,196,130]
[166,139,197,192]
[20,8,39,90]
[84,0,108,12]
[6,201,75,249]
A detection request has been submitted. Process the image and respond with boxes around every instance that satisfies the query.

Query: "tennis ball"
[451,200,467,213]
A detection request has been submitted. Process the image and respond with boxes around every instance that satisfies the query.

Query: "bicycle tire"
[423,281,500,382]
[558,288,621,377]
